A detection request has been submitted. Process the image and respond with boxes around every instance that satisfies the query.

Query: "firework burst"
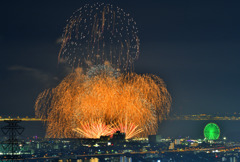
[35,65,171,139]
[73,120,115,139]
[58,3,139,71]
[35,3,171,139]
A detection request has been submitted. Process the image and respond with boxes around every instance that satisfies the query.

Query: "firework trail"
[58,3,140,71]
[35,65,171,139]
[35,3,171,139]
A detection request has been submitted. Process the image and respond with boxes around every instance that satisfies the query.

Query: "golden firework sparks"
[35,4,171,139]
[35,65,171,139]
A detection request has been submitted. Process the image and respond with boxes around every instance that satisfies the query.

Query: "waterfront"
[3,120,240,141]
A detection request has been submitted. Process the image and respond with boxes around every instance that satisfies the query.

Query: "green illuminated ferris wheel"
[204,123,220,140]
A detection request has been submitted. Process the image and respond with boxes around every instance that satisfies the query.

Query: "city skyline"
[2,1,240,161]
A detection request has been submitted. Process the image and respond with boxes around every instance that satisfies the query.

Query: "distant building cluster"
[0,132,240,161]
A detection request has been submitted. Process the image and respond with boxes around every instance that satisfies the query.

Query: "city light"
[204,123,220,140]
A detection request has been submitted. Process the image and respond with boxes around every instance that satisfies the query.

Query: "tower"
[1,120,24,161]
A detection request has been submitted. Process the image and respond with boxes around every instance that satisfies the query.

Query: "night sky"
[1,0,240,120]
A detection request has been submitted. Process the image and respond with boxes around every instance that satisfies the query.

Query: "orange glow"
[36,4,171,139]
[35,65,171,139]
